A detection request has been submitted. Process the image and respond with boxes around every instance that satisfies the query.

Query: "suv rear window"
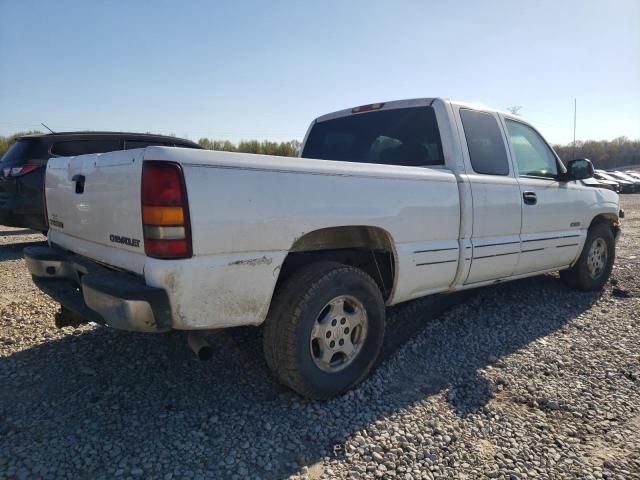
[124,140,171,150]
[0,140,45,165]
[302,106,444,167]
[51,139,122,157]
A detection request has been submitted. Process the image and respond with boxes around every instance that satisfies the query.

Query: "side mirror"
[564,158,594,181]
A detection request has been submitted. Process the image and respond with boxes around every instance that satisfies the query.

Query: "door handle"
[523,191,537,205]
[72,174,85,194]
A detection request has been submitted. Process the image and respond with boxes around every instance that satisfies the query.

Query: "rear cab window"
[302,106,444,167]
[459,109,510,175]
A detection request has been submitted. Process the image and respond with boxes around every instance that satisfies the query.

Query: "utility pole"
[572,98,577,159]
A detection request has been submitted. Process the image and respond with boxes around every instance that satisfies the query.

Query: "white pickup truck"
[25,98,622,399]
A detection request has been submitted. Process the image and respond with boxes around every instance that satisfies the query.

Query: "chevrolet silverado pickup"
[25,98,621,399]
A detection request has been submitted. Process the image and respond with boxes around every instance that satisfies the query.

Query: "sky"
[1,0,639,145]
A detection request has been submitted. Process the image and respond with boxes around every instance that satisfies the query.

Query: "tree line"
[1,131,639,168]
[197,138,301,157]
[552,137,640,169]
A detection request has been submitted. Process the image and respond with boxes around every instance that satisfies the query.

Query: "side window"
[124,140,170,149]
[51,139,122,156]
[505,120,558,178]
[460,109,510,175]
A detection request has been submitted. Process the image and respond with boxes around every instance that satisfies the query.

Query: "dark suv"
[0,132,201,232]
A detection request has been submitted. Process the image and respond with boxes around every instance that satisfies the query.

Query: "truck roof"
[313,98,516,124]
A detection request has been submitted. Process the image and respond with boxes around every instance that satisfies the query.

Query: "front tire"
[560,223,615,291]
[263,261,385,399]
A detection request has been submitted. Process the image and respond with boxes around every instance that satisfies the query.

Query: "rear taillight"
[141,161,192,259]
[2,164,40,177]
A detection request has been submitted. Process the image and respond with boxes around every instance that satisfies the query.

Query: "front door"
[503,118,585,275]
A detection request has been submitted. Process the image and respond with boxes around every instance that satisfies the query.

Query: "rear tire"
[263,261,385,399]
[560,223,615,291]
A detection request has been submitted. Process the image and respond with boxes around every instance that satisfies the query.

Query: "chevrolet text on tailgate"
[25,98,621,399]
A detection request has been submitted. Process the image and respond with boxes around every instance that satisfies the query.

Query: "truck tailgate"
[45,149,146,275]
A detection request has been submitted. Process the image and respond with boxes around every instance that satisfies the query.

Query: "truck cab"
[301,99,619,289]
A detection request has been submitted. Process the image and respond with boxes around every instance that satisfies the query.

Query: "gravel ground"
[1,195,639,480]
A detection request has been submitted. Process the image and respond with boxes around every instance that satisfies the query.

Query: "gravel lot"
[1,195,639,480]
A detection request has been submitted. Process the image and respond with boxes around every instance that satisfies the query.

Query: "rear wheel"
[263,261,385,399]
[560,223,615,291]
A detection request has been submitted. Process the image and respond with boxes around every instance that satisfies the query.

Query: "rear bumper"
[24,245,172,332]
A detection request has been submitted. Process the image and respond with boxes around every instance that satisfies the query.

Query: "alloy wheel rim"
[309,295,368,373]
[586,237,608,280]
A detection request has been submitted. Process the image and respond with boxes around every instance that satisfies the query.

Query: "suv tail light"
[141,161,192,259]
[3,164,40,177]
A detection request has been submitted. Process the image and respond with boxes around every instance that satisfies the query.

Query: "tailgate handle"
[72,174,85,194]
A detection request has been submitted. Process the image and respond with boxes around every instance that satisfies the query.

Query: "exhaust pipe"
[54,306,90,329]
[188,333,213,361]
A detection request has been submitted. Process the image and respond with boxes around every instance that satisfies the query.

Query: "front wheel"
[560,223,615,291]
[263,261,385,399]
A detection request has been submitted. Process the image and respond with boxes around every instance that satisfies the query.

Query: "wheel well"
[589,213,620,238]
[277,226,396,300]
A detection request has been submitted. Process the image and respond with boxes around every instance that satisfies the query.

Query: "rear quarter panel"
[142,147,461,329]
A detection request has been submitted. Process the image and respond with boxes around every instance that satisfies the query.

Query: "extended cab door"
[502,117,585,274]
[454,107,522,284]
